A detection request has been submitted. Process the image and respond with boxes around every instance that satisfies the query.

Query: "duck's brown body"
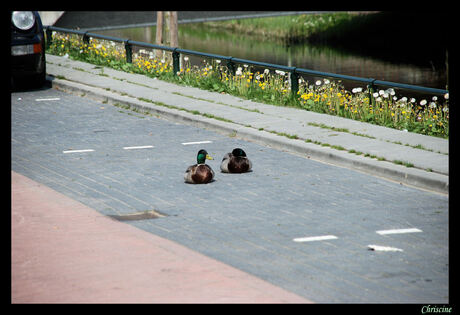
[184,164,215,184]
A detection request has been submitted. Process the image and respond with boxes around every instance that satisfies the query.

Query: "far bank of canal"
[93,12,449,91]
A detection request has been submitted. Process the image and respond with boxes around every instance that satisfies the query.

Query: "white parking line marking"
[63,149,95,154]
[368,245,403,252]
[376,228,422,235]
[123,145,154,150]
[181,141,212,145]
[293,235,338,242]
[35,98,61,101]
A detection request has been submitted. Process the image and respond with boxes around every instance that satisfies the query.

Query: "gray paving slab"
[12,87,448,303]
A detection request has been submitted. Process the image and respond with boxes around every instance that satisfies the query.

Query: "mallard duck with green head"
[184,149,215,184]
[220,148,252,173]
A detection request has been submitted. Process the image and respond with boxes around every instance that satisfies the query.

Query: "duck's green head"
[232,148,247,157]
[197,149,213,164]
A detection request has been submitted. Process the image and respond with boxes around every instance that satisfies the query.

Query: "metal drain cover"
[108,210,166,221]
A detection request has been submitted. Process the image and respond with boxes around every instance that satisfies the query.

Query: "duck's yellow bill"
[206,154,213,160]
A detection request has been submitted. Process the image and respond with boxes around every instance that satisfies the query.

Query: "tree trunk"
[169,11,178,48]
[155,11,163,59]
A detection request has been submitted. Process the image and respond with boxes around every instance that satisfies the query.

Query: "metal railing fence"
[45,26,448,101]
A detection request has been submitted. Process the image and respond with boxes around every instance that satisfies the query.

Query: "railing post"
[172,48,180,75]
[83,31,90,45]
[290,68,299,98]
[227,57,236,76]
[367,79,376,107]
[124,40,132,63]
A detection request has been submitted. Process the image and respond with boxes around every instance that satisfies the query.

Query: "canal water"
[94,20,448,92]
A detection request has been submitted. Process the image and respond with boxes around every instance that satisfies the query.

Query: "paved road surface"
[11,86,448,303]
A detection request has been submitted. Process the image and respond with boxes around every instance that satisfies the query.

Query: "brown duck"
[220,148,252,173]
[184,149,215,184]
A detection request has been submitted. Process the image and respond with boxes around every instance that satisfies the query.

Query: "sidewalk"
[45,54,448,194]
[11,171,310,303]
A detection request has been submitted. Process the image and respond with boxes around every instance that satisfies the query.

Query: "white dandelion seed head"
[386,88,395,96]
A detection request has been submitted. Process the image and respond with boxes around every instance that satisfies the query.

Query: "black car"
[11,11,46,88]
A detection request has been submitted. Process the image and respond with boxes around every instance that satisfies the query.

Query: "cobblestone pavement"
[11,86,448,303]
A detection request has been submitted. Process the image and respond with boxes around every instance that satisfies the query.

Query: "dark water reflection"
[96,22,447,91]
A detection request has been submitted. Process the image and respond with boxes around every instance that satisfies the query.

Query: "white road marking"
[181,141,213,145]
[63,149,95,154]
[123,145,154,150]
[35,98,61,101]
[368,245,403,252]
[376,228,422,235]
[293,235,338,242]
